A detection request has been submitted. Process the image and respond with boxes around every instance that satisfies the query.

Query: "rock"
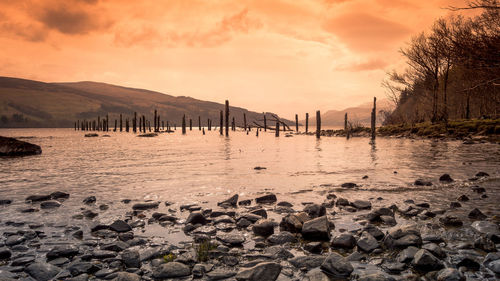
[320,252,353,278]
[25,262,61,281]
[341,182,357,188]
[82,196,96,204]
[153,262,191,278]
[47,245,79,260]
[121,249,141,268]
[101,241,129,252]
[0,248,12,259]
[206,268,237,280]
[112,272,141,281]
[304,242,323,254]
[302,216,331,241]
[0,199,12,205]
[5,235,25,246]
[439,216,463,227]
[367,207,394,222]
[289,255,326,270]
[380,215,397,226]
[253,219,275,237]
[475,171,489,177]
[11,255,35,266]
[254,166,267,170]
[336,197,350,206]
[84,133,98,137]
[436,268,464,281]
[457,195,469,202]
[239,199,252,206]
[487,259,500,274]
[351,200,371,210]
[475,236,496,252]
[50,191,70,199]
[357,273,396,281]
[277,201,293,207]
[456,256,480,271]
[25,194,51,202]
[468,208,487,220]
[235,262,281,281]
[83,210,98,219]
[217,232,246,246]
[471,220,499,234]
[186,212,207,225]
[67,261,100,276]
[422,243,446,258]
[357,232,379,252]
[0,136,41,156]
[40,201,61,209]
[384,225,422,249]
[414,179,432,186]
[266,231,297,245]
[439,174,454,182]
[332,233,356,249]
[218,194,238,207]
[279,213,308,233]
[303,204,326,218]
[250,208,268,218]
[412,249,443,272]
[363,224,384,240]
[109,220,132,233]
[255,194,277,204]
[472,186,486,193]
[132,202,159,210]
[450,202,461,208]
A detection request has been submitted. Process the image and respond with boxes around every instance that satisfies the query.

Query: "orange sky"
[0,0,467,118]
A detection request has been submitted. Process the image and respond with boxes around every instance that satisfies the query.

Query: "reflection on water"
[0,128,499,218]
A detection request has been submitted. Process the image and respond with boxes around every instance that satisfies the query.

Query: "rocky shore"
[0,173,499,281]
[0,136,41,156]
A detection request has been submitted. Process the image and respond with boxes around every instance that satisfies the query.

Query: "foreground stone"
[153,262,191,278]
[25,262,60,281]
[320,252,353,278]
[0,136,42,156]
[412,249,443,272]
[235,262,281,281]
[302,216,331,241]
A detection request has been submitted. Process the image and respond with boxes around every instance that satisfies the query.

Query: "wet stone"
[436,268,464,281]
[109,220,132,233]
[351,200,372,210]
[216,232,246,246]
[468,208,487,220]
[357,231,379,252]
[131,202,159,210]
[40,200,61,209]
[235,262,281,281]
[253,219,275,237]
[25,262,61,281]
[301,216,331,241]
[255,194,277,204]
[440,216,463,227]
[5,235,25,246]
[50,191,70,200]
[412,249,444,272]
[218,194,238,208]
[320,252,353,278]
[25,195,51,202]
[341,182,357,188]
[439,174,454,182]
[289,255,326,270]
[457,195,469,202]
[303,204,326,218]
[266,231,297,245]
[186,212,207,225]
[414,179,432,186]
[331,233,356,249]
[82,196,96,204]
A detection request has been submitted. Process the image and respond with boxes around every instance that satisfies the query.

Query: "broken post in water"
[142,115,146,133]
[219,111,223,135]
[371,97,376,140]
[275,121,280,137]
[232,117,235,131]
[126,119,130,132]
[114,120,117,132]
[225,100,229,137]
[182,114,186,134]
[208,118,211,131]
[243,113,247,131]
[305,113,309,133]
[120,114,123,132]
[316,110,321,139]
[198,116,201,131]
[106,115,109,131]
[345,113,350,139]
[295,114,298,132]
[154,110,157,132]
[189,119,192,131]
[97,116,101,131]
[133,112,137,133]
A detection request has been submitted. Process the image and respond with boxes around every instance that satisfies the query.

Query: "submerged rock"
[0,136,41,156]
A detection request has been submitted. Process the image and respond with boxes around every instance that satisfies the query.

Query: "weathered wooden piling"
[106,115,109,131]
[142,115,146,133]
[345,113,349,139]
[219,110,223,136]
[126,119,130,132]
[202,128,205,135]
[295,114,298,132]
[198,116,201,131]
[97,116,101,131]
[182,114,186,134]
[371,97,376,140]
[114,120,117,131]
[264,114,267,131]
[162,121,164,130]
[316,110,321,139]
[232,117,235,131]
[120,114,123,132]
[305,113,309,133]
[225,100,229,137]
[189,119,192,131]
[256,128,259,137]
[154,110,157,132]
[275,121,280,137]
[243,113,247,131]
[133,112,137,133]
[208,118,211,131]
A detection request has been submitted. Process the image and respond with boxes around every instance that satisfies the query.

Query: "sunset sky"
[0,0,468,118]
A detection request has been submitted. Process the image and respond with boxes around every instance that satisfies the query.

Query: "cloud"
[323,12,412,52]
[335,58,389,71]
[0,21,48,42]
[114,9,262,48]
[34,3,113,35]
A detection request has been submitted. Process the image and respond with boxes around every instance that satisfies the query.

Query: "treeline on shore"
[382,0,499,125]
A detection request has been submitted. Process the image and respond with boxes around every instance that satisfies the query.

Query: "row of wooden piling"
[75,98,377,140]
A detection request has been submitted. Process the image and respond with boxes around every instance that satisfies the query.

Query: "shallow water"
[0,128,499,242]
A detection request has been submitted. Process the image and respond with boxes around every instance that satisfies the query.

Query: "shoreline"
[0,172,498,280]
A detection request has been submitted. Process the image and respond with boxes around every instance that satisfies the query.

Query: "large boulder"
[253,219,275,237]
[357,232,379,252]
[302,216,331,241]
[0,136,41,156]
[303,204,326,218]
[412,249,443,272]
[235,262,281,281]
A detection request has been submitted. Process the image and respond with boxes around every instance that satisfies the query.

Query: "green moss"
[163,253,177,263]
[195,240,217,262]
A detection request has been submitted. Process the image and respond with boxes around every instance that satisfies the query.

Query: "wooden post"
[120,114,123,132]
[371,97,376,140]
[202,128,205,135]
[232,117,235,131]
[275,121,280,137]
[316,110,321,139]
[189,118,192,131]
[220,110,223,135]
[182,114,186,134]
[295,114,298,132]
[243,113,247,131]
[142,115,146,133]
[256,128,259,137]
[345,113,349,139]
[154,110,157,132]
[162,121,164,130]
[225,100,229,137]
[114,119,117,131]
[167,121,170,131]
[264,114,267,131]
[97,116,101,131]
[208,118,211,131]
[133,112,137,133]
[126,119,130,132]
[198,116,201,130]
[106,115,109,131]
[305,113,309,133]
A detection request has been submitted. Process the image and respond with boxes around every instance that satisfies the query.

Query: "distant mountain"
[303,99,393,127]
[0,76,292,128]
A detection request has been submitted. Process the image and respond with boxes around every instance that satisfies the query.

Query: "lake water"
[0,128,499,241]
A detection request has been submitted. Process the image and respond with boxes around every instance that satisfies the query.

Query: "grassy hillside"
[0,77,292,128]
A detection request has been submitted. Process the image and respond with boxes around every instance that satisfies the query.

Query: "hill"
[0,76,292,128]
